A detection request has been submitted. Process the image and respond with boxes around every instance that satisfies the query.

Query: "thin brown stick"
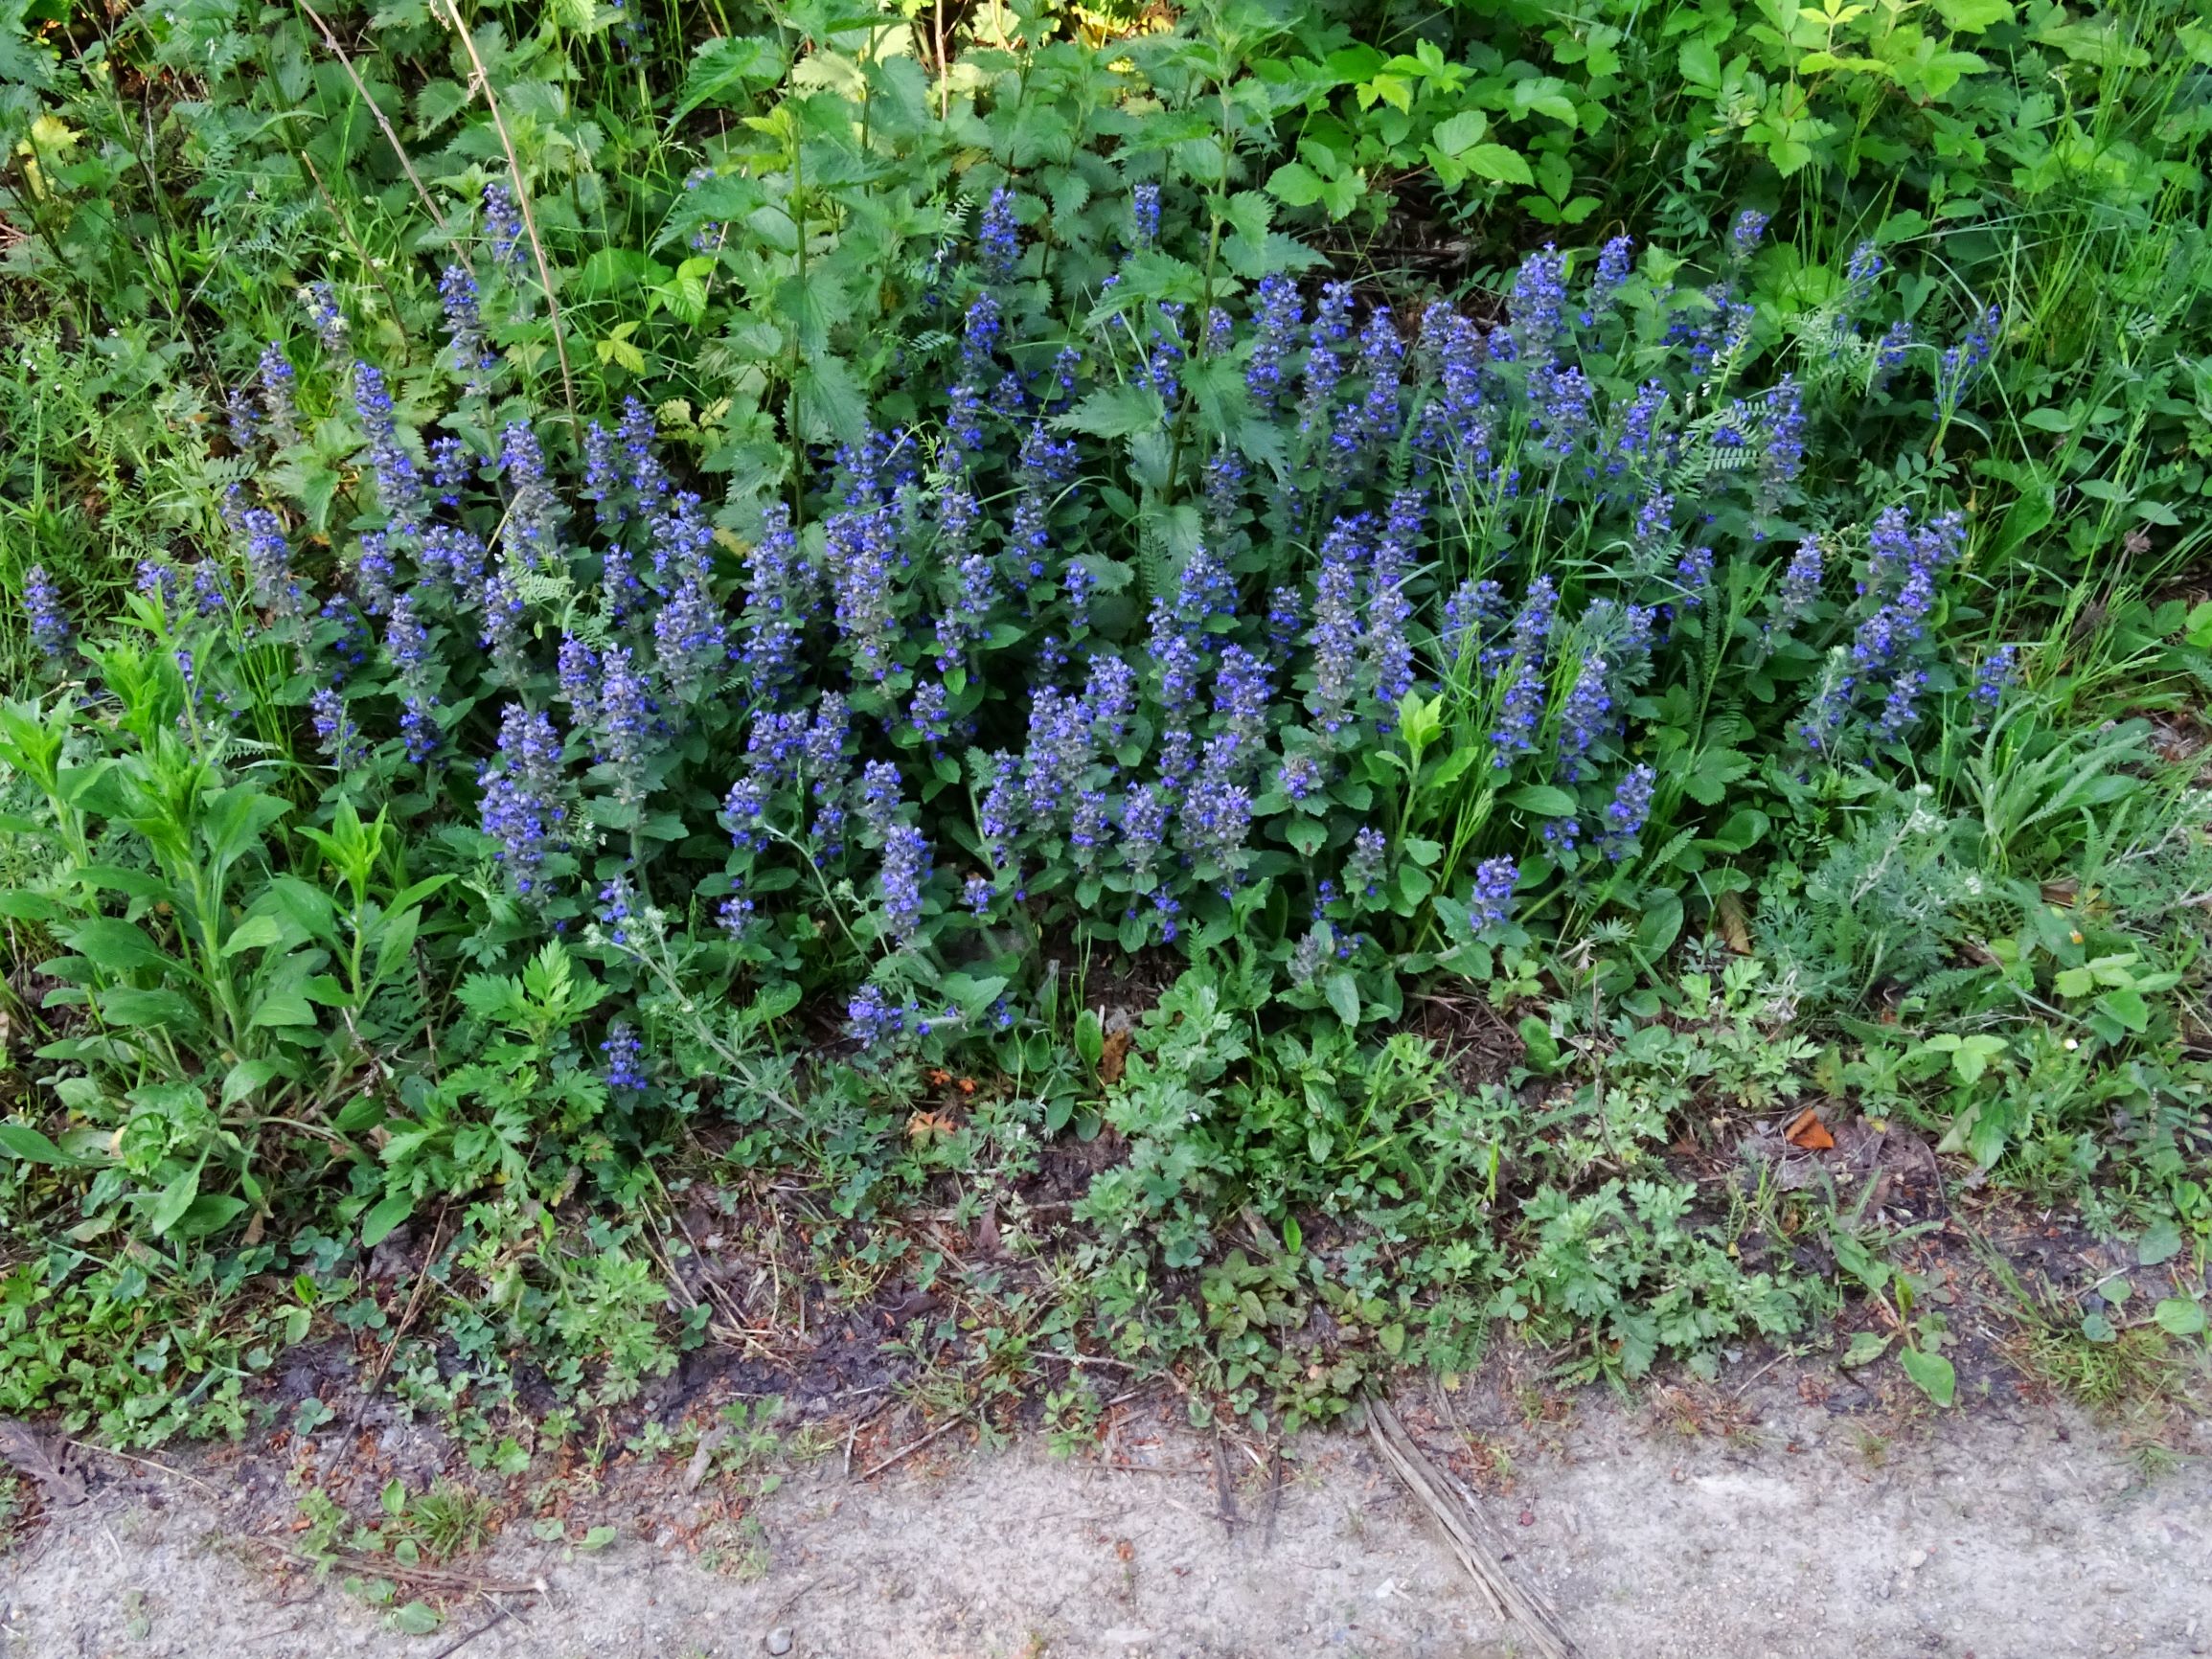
[295,0,446,232]
[435,0,580,428]
[341,1212,450,1447]
[1362,1397,1578,1659]
[61,1438,222,1496]
[857,1415,967,1480]
[425,1602,513,1658]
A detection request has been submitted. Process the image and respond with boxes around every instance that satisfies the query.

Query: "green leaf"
[146,1164,202,1237]
[361,1192,415,1248]
[1504,784,1576,817]
[2094,988,2150,1034]
[1840,1330,1891,1368]
[1060,384,1167,441]
[249,984,318,1031]
[2136,1217,2183,1266]
[221,914,286,957]
[1429,109,1487,156]
[1266,159,1328,208]
[199,785,291,867]
[791,353,869,447]
[1899,1347,1955,1406]
[1517,1015,1562,1073]
[1074,1007,1104,1068]
[1707,808,1769,854]
[1935,0,2012,27]
[1323,970,1360,1028]
[100,988,203,1031]
[2154,1298,2205,1338]
[0,1123,91,1166]
[63,918,168,975]
[1463,144,1534,187]
[669,34,784,123]
[0,889,59,921]
[1634,893,1684,958]
[173,1193,249,1239]
[221,1058,281,1109]
[387,1600,442,1636]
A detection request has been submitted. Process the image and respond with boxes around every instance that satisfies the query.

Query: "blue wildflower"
[23,565,68,662]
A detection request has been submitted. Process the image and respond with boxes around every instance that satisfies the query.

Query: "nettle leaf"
[671,34,785,124]
[1060,384,1167,441]
[791,354,869,446]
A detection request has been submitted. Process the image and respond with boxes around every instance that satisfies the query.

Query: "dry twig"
[1362,1397,1578,1659]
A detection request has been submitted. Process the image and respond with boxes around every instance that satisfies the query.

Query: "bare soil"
[7,1362,2209,1659]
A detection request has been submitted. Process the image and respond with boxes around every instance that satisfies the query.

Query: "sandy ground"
[6,1375,2210,1659]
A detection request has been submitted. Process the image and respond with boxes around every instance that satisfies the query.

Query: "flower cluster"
[155,214,2009,1056]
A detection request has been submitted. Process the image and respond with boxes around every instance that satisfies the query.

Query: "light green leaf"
[0,1123,92,1167]
[361,1192,415,1248]
[221,914,286,958]
[1840,1330,1891,1368]
[2154,1298,2205,1337]
[1060,383,1167,442]
[1899,1347,1955,1406]
[2136,1218,2183,1266]
[146,1164,202,1237]
[1463,144,1534,187]
[1324,971,1360,1028]
[1429,109,1486,156]
[1504,784,1576,817]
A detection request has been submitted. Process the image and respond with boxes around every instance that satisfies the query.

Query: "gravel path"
[7,1376,2209,1658]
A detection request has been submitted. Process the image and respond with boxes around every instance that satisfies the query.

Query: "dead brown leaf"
[0,1419,87,1508]
[1716,891,1751,955]
[1784,1108,1835,1152]
[1097,1029,1132,1085]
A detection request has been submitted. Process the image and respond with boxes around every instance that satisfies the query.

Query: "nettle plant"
[66,193,2018,1072]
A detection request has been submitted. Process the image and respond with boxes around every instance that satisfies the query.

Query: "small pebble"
[765,1628,793,1656]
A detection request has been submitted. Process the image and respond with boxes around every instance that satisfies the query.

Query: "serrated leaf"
[791,354,869,446]
[1060,383,1167,441]
[670,34,784,124]
[1464,144,1533,186]
[1430,109,1487,156]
